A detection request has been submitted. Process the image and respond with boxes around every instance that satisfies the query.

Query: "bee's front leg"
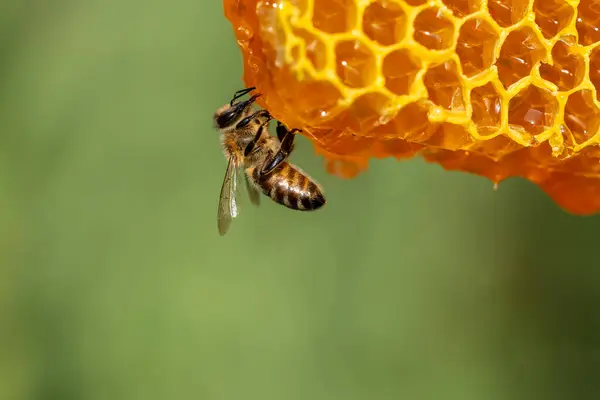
[236,109,271,130]
[243,117,272,157]
[260,122,299,175]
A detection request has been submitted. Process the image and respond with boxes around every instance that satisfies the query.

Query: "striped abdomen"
[249,162,325,211]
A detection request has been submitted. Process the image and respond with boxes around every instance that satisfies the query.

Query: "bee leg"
[275,121,297,154]
[243,117,272,157]
[275,121,288,142]
[260,125,300,175]
[236,109,271,130]
[230,87,256,106]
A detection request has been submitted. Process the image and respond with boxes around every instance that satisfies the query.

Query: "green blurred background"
[2,1,600,399]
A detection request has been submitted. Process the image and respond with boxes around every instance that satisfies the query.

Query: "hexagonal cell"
[497,27,547,89]
[590,47,600,101]
[363,0,407,46]
[576,0,600,46]
[288,79,342,124]
[564,90,600,144]
[456,17,499,77]
[311,122,376,156]
[335,92,392,135]
[335,39,377,88]
[488,0,528,27]
[441,0,482,18]
[403,0,427,5]
[413,8,455,50]
[471,134,522,158]
[319,92,390,134]
[423,60,465,111]
[391,101,438,142]
[470,83,502,135]
[526,140,567,166]
[533,0,574,39]
[558,123,578,151]
[425,123,474,150]
[292,28,328,71]
[508,85,558,135]
[382,49,421,95]
[312,0,357,34]
[539,38,585,91]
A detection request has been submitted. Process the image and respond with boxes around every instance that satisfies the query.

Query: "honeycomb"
[224,0,600,214]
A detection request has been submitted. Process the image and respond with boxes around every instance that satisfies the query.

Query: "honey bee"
[213,87,326,235]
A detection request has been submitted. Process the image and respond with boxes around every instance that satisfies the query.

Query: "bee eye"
[216,107,240,129]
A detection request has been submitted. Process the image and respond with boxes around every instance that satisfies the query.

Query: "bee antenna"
[230,87,258,106]
[248,93,262,103]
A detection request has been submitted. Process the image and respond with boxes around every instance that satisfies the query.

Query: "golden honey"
[224,0,600,214]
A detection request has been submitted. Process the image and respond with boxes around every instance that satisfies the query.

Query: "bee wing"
[217,157,240,236]
[244,171,261,207]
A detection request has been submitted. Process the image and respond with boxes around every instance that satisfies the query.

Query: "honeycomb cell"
[497,27,546,89]
[441,0,482,18]
[403,0,427,5]
[456,18,499,77]
[526,140,566,167]
[413,8,455,50]
[508,85,558,136]
[335,92,392,135]
[533,0,574,39]
[539,38,585,91]
[423,60,465,111]
[312,0,357,34]
[487,0,528,27]
[557,123,577,151]
[292,28,328,71]
[346,92,390,135]
[391,101,438,142]
[470,83,502,135]
[425,123,474,150]
[382,49,421,95]
[281,79,342,124]
[590,47,600,101]
[471,134,522,158]
[335,39,377,88]
[564,90,600,145]
[363,0,407,46]
[576,0,600,46]
[310,124,376,156]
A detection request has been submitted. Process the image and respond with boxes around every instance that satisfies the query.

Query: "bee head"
[214,93,261,130]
